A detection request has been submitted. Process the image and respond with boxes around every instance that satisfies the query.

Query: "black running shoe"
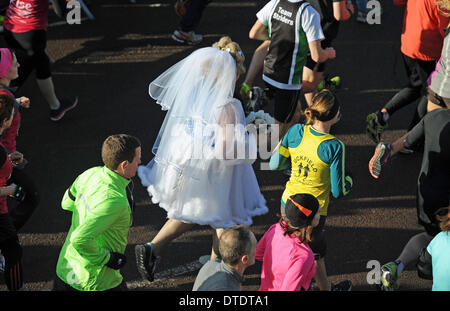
[135,243,158,282]
[50,97,78,121]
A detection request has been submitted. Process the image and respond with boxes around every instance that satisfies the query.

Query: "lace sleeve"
[214,99,257,165]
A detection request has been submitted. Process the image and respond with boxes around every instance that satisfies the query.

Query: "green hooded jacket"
[56,166,131,291]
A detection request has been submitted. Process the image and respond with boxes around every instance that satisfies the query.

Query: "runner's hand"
[19,97,30,108]
[106,252,127,270]
[325,47,336,60]
[9,151,23,165]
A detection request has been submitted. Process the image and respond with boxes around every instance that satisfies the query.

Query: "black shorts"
[3,29,52,88]
[402,53,436,90]
[264,82,300,123]
[427,87,450,109]
[309,216,327,259]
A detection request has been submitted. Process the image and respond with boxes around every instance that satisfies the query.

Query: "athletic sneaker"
[380,261,400,291]
[172,30,202,45]
[369,142,393,179]
[331,280,352,291]
[318,75,341,92]
[135,243,159,282]
[366,112,387,143]
[50,97,78,121]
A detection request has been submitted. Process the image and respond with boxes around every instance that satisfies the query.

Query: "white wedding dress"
[138,98,268,229]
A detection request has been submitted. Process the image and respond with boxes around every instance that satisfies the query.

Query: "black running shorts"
[264,82,300,123]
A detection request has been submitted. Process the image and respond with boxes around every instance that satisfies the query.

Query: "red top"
[0,88,20,153]
[3,0,49,33]
[398,0,450,61]
[0,146,12,214]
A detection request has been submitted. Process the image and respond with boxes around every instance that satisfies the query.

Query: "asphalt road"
[0,0,434,292]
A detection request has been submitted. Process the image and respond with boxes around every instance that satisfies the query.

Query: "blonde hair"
[436,0,450,17]
[304,89,338,125]
[212,36,246,76]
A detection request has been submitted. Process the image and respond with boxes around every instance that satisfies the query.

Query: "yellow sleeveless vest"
[281,125,335,216]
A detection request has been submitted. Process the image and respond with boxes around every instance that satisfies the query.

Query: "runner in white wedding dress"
[135,37,268,282]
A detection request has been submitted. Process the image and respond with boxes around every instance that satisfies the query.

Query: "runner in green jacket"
[54,134,141,291]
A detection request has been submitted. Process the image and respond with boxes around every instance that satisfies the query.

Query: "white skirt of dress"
[137,139,268,229]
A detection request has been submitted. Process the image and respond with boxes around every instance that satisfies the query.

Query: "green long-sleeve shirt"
[56,166,131,291]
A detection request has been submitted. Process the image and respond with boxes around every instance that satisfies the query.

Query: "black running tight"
[384,53,436,120]
[0,214,24,291]
[3,29,52,90]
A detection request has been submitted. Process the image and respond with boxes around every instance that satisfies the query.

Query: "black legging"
[384,53,436,129]
[0,214,24,291]
[179,0,211,32]
[3,29,52,90]
[7,168,40,230]
[0,168,39,291]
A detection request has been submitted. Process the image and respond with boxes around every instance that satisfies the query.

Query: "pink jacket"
[256,223,316,291]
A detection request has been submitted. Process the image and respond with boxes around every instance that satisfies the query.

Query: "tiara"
[223,48,243,57]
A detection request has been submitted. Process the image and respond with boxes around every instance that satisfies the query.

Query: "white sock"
[36,77,60,110]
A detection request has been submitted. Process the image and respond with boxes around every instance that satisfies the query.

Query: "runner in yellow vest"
[270,89,353,291]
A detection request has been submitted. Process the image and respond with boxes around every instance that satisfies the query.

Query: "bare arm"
[249,20,270,41]
[333,0,354,21]
[308,40,336,63]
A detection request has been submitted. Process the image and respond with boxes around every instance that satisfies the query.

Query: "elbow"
[310,50,320,63]
[331,188,345,199]
[334,12,343,21]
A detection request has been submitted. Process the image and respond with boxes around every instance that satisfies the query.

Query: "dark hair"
[101,134,141,170]
[436,207,450,232]
[219,225,254,266]
[0,93,15,126]
[278,213,313,244]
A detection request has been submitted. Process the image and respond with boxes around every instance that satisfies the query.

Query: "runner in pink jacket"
[256,193,320,291]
